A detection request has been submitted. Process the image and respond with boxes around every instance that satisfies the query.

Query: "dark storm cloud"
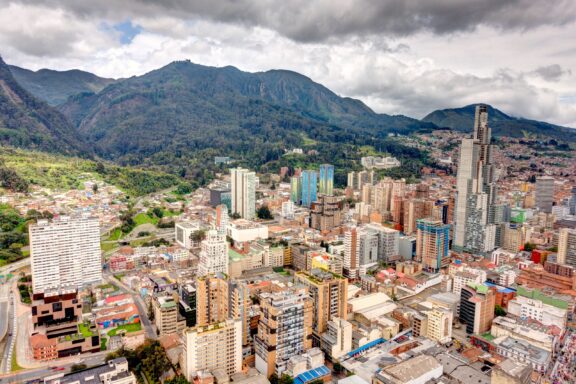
[14,0,576,42]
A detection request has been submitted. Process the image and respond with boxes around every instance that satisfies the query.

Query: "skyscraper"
[301,170,318,208]
[453,105,498,255]
[416,218,450,272]
[196,274,229,327]
[459,283,495,334]
[29,216,102,294]
[215,204,229,236]
[319,164,334,195]
[535,176,555,213]
[198,230,228,276]
[290,176,302,204]
[230,167,256,219]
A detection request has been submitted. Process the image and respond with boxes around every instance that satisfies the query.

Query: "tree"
[231,212,241,219]
[152,207,164,218]
[494,304,507,317]
[70,363,87,372]
[257,205,273,220]
[333,362,344,373]
[165,376,190,384]
[523,242,536,252]
[269,373,279,384]
[190,229,207,244]
[279,374,294,384]
[92,183,99,193]
[147,300,155,322]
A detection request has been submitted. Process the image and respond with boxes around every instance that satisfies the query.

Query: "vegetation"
[165,376,190,384]
[0,147,181,196]
[70,363,88,373]
[494,305,507,317]
[18,283,31,304]
[0,204,30,267]
[11,349,23,372]
[269,373,294,384]
[108,323,142,336]
[190,229,207,244]
[106,340,171,383]
[257,205,274,220]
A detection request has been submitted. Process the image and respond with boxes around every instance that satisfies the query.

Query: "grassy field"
[78,323,95,337]
[133,213,159,226]
[101,241,119,252]
[108,323,142,337]
[0,147,181,197]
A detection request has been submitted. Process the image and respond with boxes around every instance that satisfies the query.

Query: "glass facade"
[301,170,317,208]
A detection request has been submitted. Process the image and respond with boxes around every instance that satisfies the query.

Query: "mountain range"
[0,56,574,180]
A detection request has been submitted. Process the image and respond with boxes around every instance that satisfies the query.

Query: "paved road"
[0,259,30,276]
[0,277,14,343]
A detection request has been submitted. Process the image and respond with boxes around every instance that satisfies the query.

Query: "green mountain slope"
[58,60,432,174]
[0,56,88,155]
[422,104,576,141]
[8,65,115,106]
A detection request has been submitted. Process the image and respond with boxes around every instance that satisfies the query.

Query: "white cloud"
[1,1,576,127]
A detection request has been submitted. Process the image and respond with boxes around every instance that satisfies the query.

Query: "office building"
[454,105,498,253]
[229,280,252,346]
[319,164,335,195]
[344,227,359,279]
[535,176,555,213]
[179,283,197,328]
[152,294,180,336]
[310,195,342,231]
[347,170,375,191]
[29,216,102,294]
[570,186,576,215]
[175,221,202,249]
[198,230,228,276]
[290,176,302,204]
[215,204,229,236]
[415,219,450,272]
[494,337,550,374]
[282,200,295,220]
[209,186,232,211]
[460,283,495,334]
[231,167,256,219]
[196,274,229,327]
[403,199,433,235]
[182,319,243,380]
[558,228,576,267]
[301,170,318,207]
[254,288,313,377]
[295,270,348,336]
[507,295,567,329]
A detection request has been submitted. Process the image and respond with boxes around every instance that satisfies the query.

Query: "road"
[0,259,30,276]
[104,274,156,340]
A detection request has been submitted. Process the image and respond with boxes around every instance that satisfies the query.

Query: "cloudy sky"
[2,0,576,126]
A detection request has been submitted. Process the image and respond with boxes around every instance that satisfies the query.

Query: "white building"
[182,319,243,381]
[320,317,352,359]
[452,270,484,296]
[282,200,295,220]
[361,156,400,169]
[227,219,268,242]
[231,168,256,219]
[29,216,102,294]
[175,221,202,249]
[198,230,228,276]
[507,295,567,329]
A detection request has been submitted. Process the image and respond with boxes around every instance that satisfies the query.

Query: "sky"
[1,0,576,126]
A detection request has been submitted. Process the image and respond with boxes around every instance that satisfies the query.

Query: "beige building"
[558,228,576,267]
[320,317,352,359]
[295,270,348,336]
[196,274,229,327]
[182,319,243,381]
[426,309,453,344]
[152,294,180,336]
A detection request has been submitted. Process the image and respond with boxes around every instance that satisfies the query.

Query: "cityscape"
[1,2,576,384]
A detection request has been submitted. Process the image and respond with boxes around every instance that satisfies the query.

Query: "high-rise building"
[453,105,498,254]
[29,216,102,294]
[535,176,555,213]
[282,200,295,220]
[179,282,197,327]
[215,205,229,236]
[570,186,576,215]
[295,270,348,336]
[310,195,342,231]
[231,168,256,219]
[182,319,243,380]
[254,287,313,377]
[403,199,433,235]
[152,294,180,336]
[347,170,375,191]
[198,230,228,276]
[301,170,318,208]
[290,176,302,204]
[319,164,334,195]
[459,283,495,334]
[196,274,229,327]
[229,280,251,346]
[344,227,358,279]
[415,219,450,272]
[558,228,576,267]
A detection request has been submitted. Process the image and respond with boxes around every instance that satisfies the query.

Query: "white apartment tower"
[198,230,228,276]
[535,176,555,213]
[29,216,102,294]
[231,167,256,219]
[453,105,498,255]
[182,319,243,381]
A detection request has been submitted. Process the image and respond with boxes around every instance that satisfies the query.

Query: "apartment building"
[415,218,450,272]
[196,274,229,327]
[152,294,181,336]
[198,229,228,276]
[460,283,495,334]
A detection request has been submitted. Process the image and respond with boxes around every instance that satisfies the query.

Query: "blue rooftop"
[483,281,516,294]
[294,365,330,384]
[345,337,386,359]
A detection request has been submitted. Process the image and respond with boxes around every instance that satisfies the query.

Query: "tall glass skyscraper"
[290,176,301,204]
[319,164,334,196]
[301,170,318,207]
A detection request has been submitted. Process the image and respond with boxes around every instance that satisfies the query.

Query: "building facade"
[231,168,256,219]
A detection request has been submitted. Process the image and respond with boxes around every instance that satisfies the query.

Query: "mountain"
[8,65,115,106]
[422,104,576,141]
[0,56,87,155]
[58,60,433,173]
